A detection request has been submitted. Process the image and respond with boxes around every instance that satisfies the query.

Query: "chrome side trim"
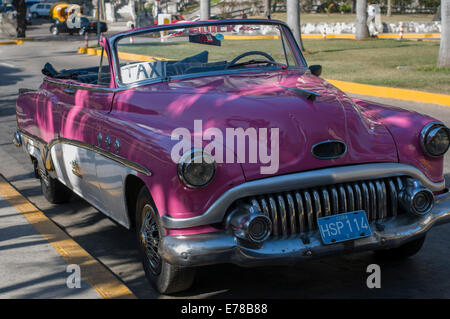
[161,163,445,229]
[18,130,152,177]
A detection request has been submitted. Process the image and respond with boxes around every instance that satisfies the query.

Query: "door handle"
[63,88,76,95]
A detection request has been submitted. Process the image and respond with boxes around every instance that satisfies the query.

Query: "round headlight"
[177,149,216,188]
[420,123,450,157]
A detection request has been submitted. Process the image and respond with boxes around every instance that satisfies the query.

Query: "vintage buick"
[14,19,450,294]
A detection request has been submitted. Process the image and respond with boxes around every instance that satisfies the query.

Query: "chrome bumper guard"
[159,191,450,267]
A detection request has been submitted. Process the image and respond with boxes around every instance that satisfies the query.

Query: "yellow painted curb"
[0,175,136,299]
[117,50,172,62]
[224,35,280,40]
[13,37,34,42]
[327,79,450,106]
[377,33,441,39]
[0,40,24,45]
[81,46,172,62]
[86,47,97,55]
[303,34,355,39]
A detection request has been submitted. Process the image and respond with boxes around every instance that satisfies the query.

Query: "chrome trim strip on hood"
[161,163,445,229]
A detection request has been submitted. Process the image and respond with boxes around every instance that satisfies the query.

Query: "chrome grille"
[247,176,407,238]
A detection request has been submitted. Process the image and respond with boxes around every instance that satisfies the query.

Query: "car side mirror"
[309,65,322,77]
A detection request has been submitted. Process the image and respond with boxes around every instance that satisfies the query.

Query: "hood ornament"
[312,140,347,159]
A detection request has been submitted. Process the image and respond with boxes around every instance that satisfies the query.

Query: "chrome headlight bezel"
[420,122,450,158]
[177,149,216,188]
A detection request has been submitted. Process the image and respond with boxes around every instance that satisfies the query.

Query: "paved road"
[1,33,450,298]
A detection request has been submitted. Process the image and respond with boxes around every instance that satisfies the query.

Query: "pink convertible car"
[14,19,450,294]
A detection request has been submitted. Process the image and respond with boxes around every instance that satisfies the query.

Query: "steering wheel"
[227,51,276,68]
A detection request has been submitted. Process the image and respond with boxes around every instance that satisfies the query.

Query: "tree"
[387,0,392,16]
[12,0,27,38]
[437,0,449,67]
[355,0,369,39]
[264,0,271,17]
[200,0,210,20]
[286,0,305,51]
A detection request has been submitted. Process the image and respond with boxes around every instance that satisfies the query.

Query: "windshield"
[114,22,302,85]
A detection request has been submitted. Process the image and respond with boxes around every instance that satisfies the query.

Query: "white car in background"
[29,2,52,18]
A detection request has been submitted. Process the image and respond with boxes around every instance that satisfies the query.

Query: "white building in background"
[104,0,189,23]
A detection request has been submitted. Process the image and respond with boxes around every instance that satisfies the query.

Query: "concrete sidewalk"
[0,193,101,298]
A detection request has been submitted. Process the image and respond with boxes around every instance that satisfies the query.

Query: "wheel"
[135,186,196,294]
[31,12,38,19]
[40,171,72,204]
[374,235,426,260]
[50,25,59,36]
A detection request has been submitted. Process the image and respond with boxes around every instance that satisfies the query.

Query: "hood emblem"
[312,140,347,159]
[280,86,321,101]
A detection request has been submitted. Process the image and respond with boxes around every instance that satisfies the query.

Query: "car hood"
[115,69,398,181]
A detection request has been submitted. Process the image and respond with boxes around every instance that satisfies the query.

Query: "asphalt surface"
[1,21,450,298]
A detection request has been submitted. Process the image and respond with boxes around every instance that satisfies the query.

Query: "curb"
[0,37,34,45]
[0,174,137,299]
[79,46,172,62]
[78,47,450,106]
[0,39,23,45]
[327,79,450,106]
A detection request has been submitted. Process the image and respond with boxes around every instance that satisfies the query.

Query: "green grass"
[116,37,449,94]
[250,13,436,23]
[302,39,449,94]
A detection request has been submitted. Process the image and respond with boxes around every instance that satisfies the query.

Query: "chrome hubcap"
[140,204,161,275]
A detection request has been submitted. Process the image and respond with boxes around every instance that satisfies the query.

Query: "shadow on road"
[0,65,24,87]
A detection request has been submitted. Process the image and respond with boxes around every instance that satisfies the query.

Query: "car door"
[92,47,135,227]
[36,4,43,15]
[49,48,115,212]
[44,4,51,15]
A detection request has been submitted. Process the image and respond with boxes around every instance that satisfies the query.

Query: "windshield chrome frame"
[108,19,308,89]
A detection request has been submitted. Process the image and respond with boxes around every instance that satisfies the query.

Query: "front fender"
[353,98,444,183]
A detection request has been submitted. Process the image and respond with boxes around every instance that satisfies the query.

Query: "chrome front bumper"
[159,191,450,267]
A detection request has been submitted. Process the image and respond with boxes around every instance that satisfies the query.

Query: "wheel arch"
[124,174,156,230]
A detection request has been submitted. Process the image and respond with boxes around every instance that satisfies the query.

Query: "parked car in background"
[29,2,52,18]
[2,4,33,25]
[25,0,40,9]
[14,19,450,295]
[0,3,16,13]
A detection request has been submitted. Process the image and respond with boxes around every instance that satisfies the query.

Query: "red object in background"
[198,34,213,43]
[154,14,184,25]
